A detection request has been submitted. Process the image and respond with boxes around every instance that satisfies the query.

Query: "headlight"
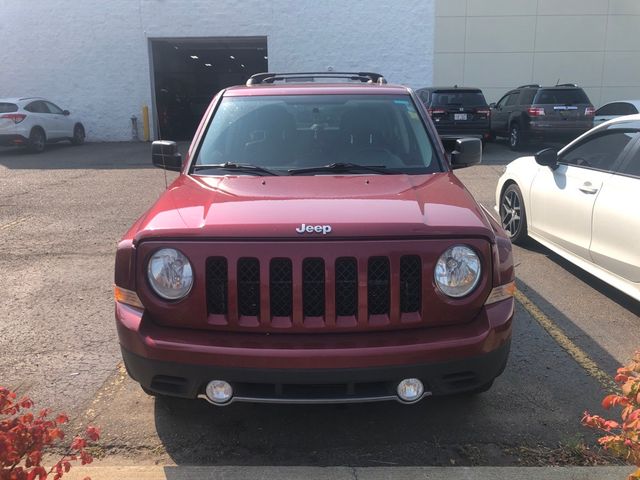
[434,245,481,298]
[147,248,193,300]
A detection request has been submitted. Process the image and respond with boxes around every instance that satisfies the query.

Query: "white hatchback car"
[496,114,640,302]
[0,97,85,153]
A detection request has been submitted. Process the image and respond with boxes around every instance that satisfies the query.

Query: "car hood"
[130,173,494,242]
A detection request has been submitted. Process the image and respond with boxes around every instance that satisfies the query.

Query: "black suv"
[490,84,594,150]
[416,87,491,145]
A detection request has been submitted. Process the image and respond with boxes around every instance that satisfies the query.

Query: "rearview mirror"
[152,140,182,172]
[534,148,558,169]
[450,138,482,169]
[63,110,70,116]
[489,102,496,108]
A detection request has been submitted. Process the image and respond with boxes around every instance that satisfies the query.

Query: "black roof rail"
[555,83,578,87]
[517,84,541,89]
[246,71,387,86]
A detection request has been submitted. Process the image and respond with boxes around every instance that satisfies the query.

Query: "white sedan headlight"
[434,245,481,298]
[147,248,193,300]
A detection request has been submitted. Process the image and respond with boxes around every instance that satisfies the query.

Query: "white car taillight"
[1,113,26,124]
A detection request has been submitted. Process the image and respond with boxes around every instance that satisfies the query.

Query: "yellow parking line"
[514,289,618,393]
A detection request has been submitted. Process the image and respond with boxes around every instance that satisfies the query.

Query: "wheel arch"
[30,125,46,137]
[508,115,523,130]
[499,178,532,236]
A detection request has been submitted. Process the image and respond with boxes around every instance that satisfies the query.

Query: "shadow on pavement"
[516,241,640,320]
[150,291,613,466]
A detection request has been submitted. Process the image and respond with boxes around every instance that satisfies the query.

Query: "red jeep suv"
[115,72,515,406]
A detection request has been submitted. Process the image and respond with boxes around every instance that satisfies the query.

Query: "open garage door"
[150,37,268,141]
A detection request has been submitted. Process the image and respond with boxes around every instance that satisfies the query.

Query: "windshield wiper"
[193,162,279,176]
[288,162,400,175]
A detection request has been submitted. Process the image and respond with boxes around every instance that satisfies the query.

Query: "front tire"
[71,124,85,145]
[28,128,46,153]
[500,183,528,244]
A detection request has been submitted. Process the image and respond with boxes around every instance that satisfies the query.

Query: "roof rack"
[246,71,387,86]
[555,83,578,87]
[517,84,541,89]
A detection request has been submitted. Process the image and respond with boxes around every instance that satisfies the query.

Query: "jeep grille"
[205,254,423,329]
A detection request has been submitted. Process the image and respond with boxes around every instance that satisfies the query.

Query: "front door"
[529,129,633,260]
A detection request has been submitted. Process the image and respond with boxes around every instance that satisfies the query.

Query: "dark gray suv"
[490,84,594,150]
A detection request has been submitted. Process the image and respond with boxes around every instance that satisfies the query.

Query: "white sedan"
[496,114,640,302]
[0,97,85,153]
[594,100,640,126]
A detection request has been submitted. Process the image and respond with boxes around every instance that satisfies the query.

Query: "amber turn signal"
[114,285,144,309]
[484,281,516,305]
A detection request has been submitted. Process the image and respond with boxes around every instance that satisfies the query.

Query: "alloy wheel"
[509,126,518,149]
[501,189,521,237]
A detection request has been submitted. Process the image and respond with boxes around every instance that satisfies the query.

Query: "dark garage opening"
[150,37,268,141]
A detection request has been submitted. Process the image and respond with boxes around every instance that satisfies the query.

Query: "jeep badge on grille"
[295,224,332,235]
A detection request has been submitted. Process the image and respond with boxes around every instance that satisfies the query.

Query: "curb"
[63,465,634,480]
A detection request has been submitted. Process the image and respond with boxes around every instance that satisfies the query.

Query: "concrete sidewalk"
[64,466,634,479]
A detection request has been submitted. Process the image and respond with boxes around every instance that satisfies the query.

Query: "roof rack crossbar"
[556,83,578,87]
[246,71,387,86]
[517,84,541,89]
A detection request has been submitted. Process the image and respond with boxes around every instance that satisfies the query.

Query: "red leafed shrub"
[0,387,100,480]
[583,351,640,480]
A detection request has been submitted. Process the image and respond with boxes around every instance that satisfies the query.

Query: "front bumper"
[117,297,513,402]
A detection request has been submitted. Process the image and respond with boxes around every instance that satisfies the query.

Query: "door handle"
[579,183,598,194]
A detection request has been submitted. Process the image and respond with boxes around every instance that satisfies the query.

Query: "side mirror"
[450,138,482,169]
[534,148,558,169]
[63,110,70,116]
[152,140,182,172]
[489,102,496,109]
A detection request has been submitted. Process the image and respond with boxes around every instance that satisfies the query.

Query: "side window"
[520,89,536,105]
[45,102,64,115]
[24,101,49,113]
[505,92,520,107]
[595,102,638,116]
[596,103,620,116]
[496,94,510,109]
[619,136,640,178]
[560,131,637,173]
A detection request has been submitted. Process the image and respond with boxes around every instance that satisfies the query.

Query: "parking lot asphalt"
[0,141,638,467]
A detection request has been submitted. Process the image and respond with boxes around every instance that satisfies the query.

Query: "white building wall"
[434,0,640,106]
[0,0,435,141]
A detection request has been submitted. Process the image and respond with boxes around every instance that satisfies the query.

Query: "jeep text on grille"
[115,72,515,406]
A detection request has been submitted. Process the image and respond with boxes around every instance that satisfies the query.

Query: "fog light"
[397,378,424,402]
[205,380,233,404]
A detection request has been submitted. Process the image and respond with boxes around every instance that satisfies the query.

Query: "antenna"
[556,78,560,86]
[163,161,168,189]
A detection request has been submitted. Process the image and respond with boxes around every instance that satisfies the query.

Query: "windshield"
[430,91,487,107]
[194,94,440,175]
